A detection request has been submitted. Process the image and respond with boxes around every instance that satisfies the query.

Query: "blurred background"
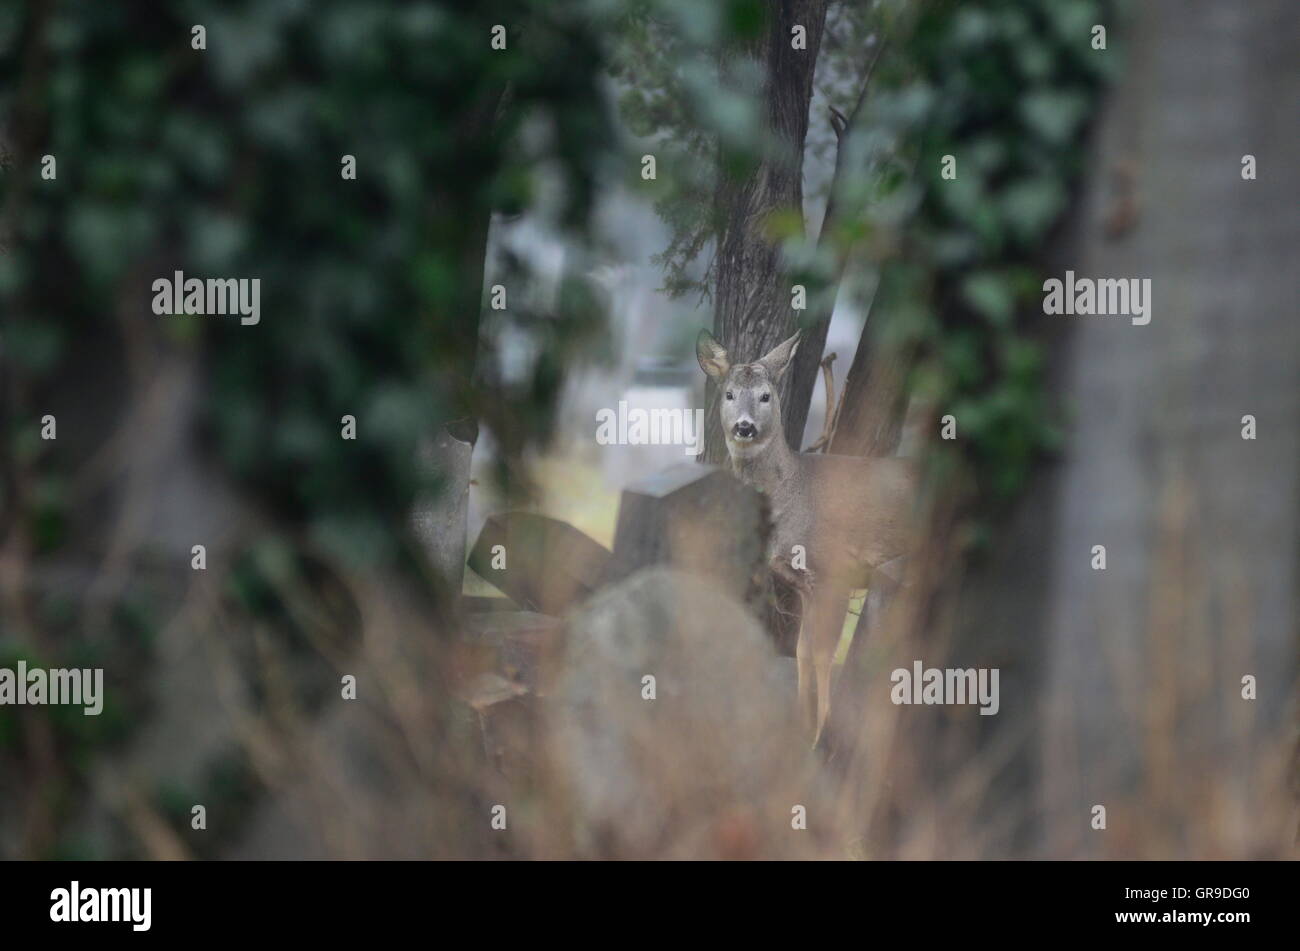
[0,0,1295,859]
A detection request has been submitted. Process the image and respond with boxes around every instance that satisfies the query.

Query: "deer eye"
[759,392,771,403]
[725,391,734,400]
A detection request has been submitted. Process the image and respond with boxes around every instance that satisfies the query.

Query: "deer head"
[696,329,800,458]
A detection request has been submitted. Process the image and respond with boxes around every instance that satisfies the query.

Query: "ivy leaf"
[1000,177,1066,243]
[1019,90,1090,146]
[961,271,1016,326]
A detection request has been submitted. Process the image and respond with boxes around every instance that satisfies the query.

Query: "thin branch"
[807,352,846,452]
[846,35,889,129]
[818,34,890,247]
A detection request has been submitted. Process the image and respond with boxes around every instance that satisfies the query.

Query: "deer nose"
[733,420,756,439]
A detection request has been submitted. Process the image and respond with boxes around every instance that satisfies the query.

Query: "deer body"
[698,330,916,742]
[731,438,914,584]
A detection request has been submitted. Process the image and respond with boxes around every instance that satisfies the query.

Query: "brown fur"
[697,329,916,741]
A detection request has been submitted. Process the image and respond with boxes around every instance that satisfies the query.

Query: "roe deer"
[696,329,916,743]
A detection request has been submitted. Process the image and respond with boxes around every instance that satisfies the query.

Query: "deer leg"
[796,621,817,735]
[812,640,835,746]
[775,555,819,733]
[808,585,847,747]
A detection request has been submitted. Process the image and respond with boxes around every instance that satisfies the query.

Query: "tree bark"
[914,0,1299,857]
[1032,0,1299,856]
[826,278,912,458]
[785,40,888,454]
[702,0,829,463]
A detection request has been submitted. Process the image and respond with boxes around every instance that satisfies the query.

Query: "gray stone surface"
[412,425,474,593]
[1036,0,1299,854]
[602,463,768,604]
[466,512,611,615]
[551,568,830,858]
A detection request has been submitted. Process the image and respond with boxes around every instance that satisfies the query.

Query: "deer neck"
[727,428,799,497]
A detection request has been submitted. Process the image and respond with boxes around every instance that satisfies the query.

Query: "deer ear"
[758,331,801,380]
[696,329,731,381]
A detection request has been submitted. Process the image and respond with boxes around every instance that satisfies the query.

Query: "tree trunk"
[702,0,828,463]
[785,37,890,456]
[827,277,911,458]
[925,0,1299,857]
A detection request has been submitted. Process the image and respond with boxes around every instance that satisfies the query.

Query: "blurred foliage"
[1,0,618,570]
[615,0,1118,518]
[0,0,620,855]
[613,0,900,304]
[0,0,1120,856]
[871,0,1119,510]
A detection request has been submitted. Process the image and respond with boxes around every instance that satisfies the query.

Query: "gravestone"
[457,610,562,688]
[412,422,476,593]
[552,568,825,858]
[466,512,611,616]
[602,463,768,604]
